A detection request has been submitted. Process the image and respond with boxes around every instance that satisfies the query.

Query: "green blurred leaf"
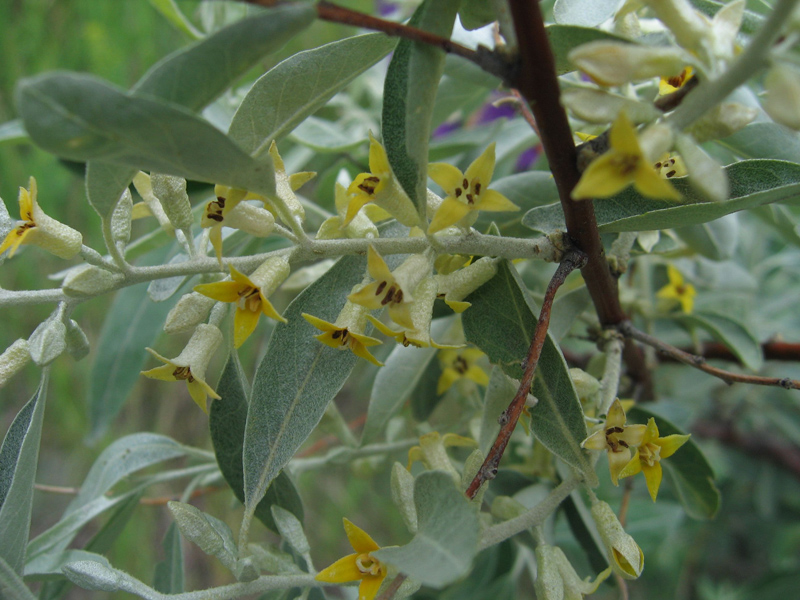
[85,162,138,220]
[16,72,275,196]
[716,123,800,162]
[24,551,109,582]
[210,353,304,533]
[673,214,738,260]
[382,0,460,214]
[679,311,763,371]
[0,372,49,575]
[229,33,396,158]
[562,493,609,574]
[690,0,764,35]
[432,56,500,128]
[554,0,620,26]
[523,160,800,234]
[168,501,238,573]
[0,119,27,144]
[628,407,720,519]
[147,0,203,38]
[89,250,178,439]
[270,506,310,556]
[410,357,445,423]
[374,471,479,588]
[0,556,36,600]
[290,116,365,153]
[134,5,315,111]
[362,318,454,444]
[462,261,592,477]
[153,523,184,594]
[243,254,371,527]
[546,25,631,75]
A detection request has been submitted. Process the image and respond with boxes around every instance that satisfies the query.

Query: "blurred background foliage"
[3,1,800,599]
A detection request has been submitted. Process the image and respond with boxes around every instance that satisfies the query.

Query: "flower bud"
[248,255,291,298]
[591,500,644,579]
[763,64,800,131]
[642,0,712,55]
[132,172,175,235]
[28,315,67,366]
[534,543,611,600]
[110,189,133,247]
[65,319,91,361]
[569,368,600,403]
[150,174,194,233]
[223,202,276,238]
[164,291,216,334]
[63,265,123,297]
[0,339,31,387]
[562,88,660,124]
[569,41,689,87]
[686,102,757,142]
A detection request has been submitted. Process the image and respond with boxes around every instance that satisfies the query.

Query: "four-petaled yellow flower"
[619,417,690,501]
[345,133,419,228]
[348,246,432,330]
[0,177,82,259]
[427,143,519,234]
[659,66,694,96]
[436,347,490,395]
[581,399,646,485]
[194,257,289,348]
[656,264,696,314]
[141,324,222,413]
[571,113,682,201]
[303,299,383,366]
[316,518,388,600]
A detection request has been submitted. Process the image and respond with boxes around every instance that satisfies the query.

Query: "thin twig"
[619,321,800,390]
[466,250,587,499]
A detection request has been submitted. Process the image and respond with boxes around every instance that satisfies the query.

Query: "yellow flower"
[262,140,315,226]
[194,256,289,348]
[571,113,681,201]
[201,185,275,264]
[348,246,432,330]
[434,256,498,313]
[344,133,419,228]
[302,299,383,366]
[0,177,82,259]
[653,154,687,179]
[427,143,519,234]
[316,182,379,240]
[316,518,387,600]
[619,417,690,501]
[656,264,696,314]
[141,324,222,413]
[581,399,646,485]
[436,347,490,395]
[659,66,694,95]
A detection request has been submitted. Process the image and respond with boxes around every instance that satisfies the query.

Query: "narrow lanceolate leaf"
[0,371,49,575]
[230,33,396,158]
[628,407,720,520]
[362,317,454,444]
[523,160,800,234]
[680,312,763,371]
[168,502,238,573]
[89,253,177,440]
[374,471,479,588]
[382,0,461,215]
[243,254,371,531]
[146,0,203,39]
[133,4,314,111]
[210,353,304,533]
[16,73,275,197]
[462,261,593,477]
[153,523,184,594]
[546,25,631,75]
[0,557,36,600]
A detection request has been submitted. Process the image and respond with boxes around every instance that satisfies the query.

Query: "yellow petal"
[633,164,682,200]
[388,303,414,330]
[666,264,684,287]
[259,296,287,324]
[234,307,261,348]
[641,461,663,501]
[347,282,385,311]
[289,171,316,192]
[464,142,497,185]
[208,226,223,265]
[618,423,647,447]
[571,152,633,200]
[368,133,390,174]
[444,299,471,313]
[465,364,490,387]
[427,197,473,234]
[19,182,35,221]
[140,363,178,382]
[657,433,691,459]
[436,368,460,395]
[344,180,376,226]
[366,246,393,283]
[605,399,627,429]
[609,113,641,156]
[349,339,384,367]
[475,189,519,212]
[187,378,219,413]
[315,553,362,583]
[581,429,609,451]
[618,448,643,479]
[302,313,337,333]
[194,280,245,303]
[608,447,632,486]
[358,573,386,600]
[428,162,465,195]
[0,227,31,258]
[344,518,380,553]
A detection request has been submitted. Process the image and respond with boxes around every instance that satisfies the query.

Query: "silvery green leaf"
[479,367,518,456]
[270,506,309,556]
[462,261,593,477]
[679,311,763,371]
[229,33,396,158]
[523,160,800,234]
[391,462,418,534]
[153,523,184,594]
[382,0,460,215]
[110,188,133,247]
[0,556,37,600]
[674,213,738,260]
[549,286,592,342]
[243,254,372,529]
[168,501,238,572]
[146,0,202,39]
[62,561,123,593]
[28,316,67,366]
[64,319,90,361]
[147,253,189,302]
[554,0,619,26]
[16,73,275,197]
[0,372,48,574]
[150,174,193,232]
[24,550,109,581]
[86,162,138,220]
[374,471,479,588]
[546,25,632,75]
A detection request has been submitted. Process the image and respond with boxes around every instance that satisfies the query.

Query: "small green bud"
[591,500,644,580]
[0,339,31,387]
[151,174,194,233]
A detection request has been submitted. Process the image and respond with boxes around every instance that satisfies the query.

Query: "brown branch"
[507,1,652,398]
[693,420,800,480]
[466,250,587,499]
[619,321,800,390]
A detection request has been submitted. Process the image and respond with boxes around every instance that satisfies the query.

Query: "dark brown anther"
[618,439,629,448]
[381,286,395,305]
[606,426,624,434]
[455,188,463,197]
[666,170,677,178]
[474,182,481,195]
[462,178,468,188]
[216,196,226,207]
[454,356,468,374]
[394,289,403,303]
[207,214,224,222]
[358,182,377,194]
[466,194,474,204]
[375,281,387,295]
[332,330,342,339]
[341,330,349,342]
